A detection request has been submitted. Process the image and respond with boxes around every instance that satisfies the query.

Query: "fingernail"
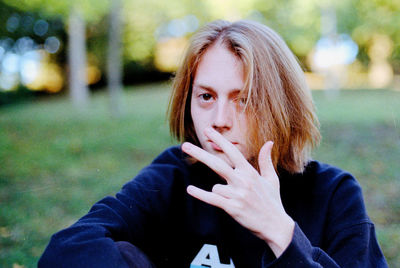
[182,142,191,152]
[187,185,195,195]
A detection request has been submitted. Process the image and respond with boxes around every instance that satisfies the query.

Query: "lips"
[208,140,238,152]
[209,141,223,152]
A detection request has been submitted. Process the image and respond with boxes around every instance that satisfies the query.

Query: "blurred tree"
[2,0,109,107]
[107,0,123,117]
[118,0,321,71]
[266,0,398,73]
[121,0,208,66]
[0,2,66,99]
[68,5,89,107]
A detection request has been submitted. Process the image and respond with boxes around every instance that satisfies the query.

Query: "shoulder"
[112,146,193,214]
[303,161,363,198]
[150,145,187,166]
[305,161,370,226]
[142,145,191,181]
[281,160,370,223]
[280,160,360,192]
[119,146,191,194]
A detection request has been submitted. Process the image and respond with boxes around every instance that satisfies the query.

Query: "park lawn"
[0,84,399,267]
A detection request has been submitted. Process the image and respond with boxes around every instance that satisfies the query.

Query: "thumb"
[258,141,274,177]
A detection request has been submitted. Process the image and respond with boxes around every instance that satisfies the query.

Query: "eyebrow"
[192,84,214,92]
[192,83,242,94]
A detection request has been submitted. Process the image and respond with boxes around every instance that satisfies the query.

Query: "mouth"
[208,140,238,152]
[209,141,223,152]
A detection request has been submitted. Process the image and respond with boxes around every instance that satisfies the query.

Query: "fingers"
[258,141,274,178]
[212,183,233,199]
[187,185,228,209]
[182,142,234,183]
[204,127,248,168]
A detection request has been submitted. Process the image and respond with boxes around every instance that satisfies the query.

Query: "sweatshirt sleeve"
[261,170,388,268]
[262,222,387,267]
[38,147,187,268]
[38,196,141,268]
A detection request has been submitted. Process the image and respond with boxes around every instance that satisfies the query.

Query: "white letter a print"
[190,244,235,268]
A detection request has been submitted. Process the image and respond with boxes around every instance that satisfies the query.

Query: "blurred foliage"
[2,0,109,22]
[1,0,399,76]
[125,0,400,72]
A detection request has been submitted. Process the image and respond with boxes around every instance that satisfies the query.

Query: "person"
[39,20,388,267]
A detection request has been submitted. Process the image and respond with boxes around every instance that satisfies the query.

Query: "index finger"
[204,127,248,168]
[182,142,234,183]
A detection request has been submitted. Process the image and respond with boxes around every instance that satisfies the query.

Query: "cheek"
[238,114,249,136]
[190,101,204,133]
[190,97,197,122]
[191,101,209,126]
[190,103,199,126]
[238,115,251,156]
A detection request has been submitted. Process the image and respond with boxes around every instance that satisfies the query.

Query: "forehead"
[193,44,245,93]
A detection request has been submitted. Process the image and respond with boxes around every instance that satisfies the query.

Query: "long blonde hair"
[168,20,320,173]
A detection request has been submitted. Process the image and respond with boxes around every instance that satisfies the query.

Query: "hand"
[181,127,294,257]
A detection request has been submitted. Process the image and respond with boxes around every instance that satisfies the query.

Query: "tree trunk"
[68,6,89,107]
[107,0,123,117]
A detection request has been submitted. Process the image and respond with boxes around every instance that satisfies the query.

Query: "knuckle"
[234,201,245,212]
[236,189,250,202]
[228,202,243,217]
[212,184,222,193]
[242,179,255,192]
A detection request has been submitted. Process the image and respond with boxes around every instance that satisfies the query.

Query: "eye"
[199,93,213,102]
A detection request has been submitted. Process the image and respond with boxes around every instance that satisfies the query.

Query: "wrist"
[264,215,295,258]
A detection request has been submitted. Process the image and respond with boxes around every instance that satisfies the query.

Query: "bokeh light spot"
[33,20,49,37]
[44,37,61,54]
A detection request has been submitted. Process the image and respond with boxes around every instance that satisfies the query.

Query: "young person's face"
[190,43,250,164]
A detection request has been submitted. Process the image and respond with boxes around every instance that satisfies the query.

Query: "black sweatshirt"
[39,146,388,267]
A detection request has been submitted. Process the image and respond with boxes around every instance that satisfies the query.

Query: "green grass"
[0,85,399,267]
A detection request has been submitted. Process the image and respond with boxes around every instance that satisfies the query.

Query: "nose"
[212,99,232,133]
